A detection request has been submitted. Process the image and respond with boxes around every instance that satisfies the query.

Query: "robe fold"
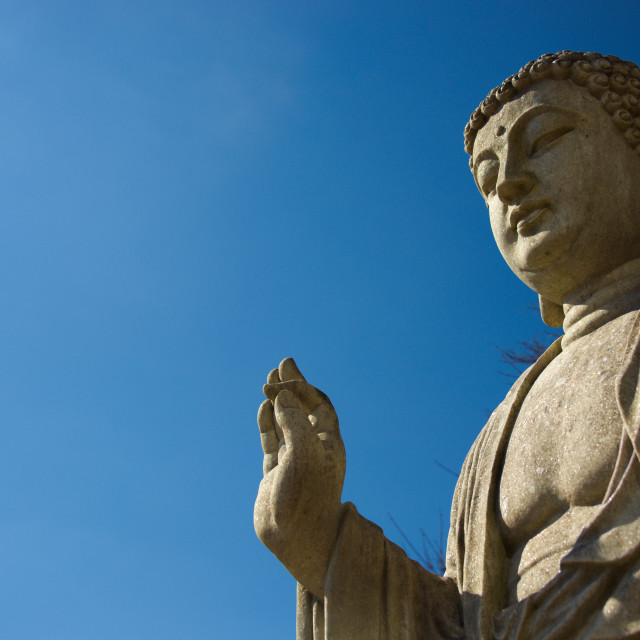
[296,310,640,639]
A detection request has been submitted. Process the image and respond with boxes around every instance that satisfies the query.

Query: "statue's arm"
[316,502,463,639]
[255,359,463,639]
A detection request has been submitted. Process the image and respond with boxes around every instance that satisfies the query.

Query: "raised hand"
[254,358,346,597]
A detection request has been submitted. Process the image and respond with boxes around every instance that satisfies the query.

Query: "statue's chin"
[504,235,563,293]
[504,224,588,302]
[511,229,565,273]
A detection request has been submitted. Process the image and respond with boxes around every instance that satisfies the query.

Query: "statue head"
[466,51,640,326]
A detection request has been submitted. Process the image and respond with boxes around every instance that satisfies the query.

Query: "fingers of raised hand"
[273,389,316,447]
[265,356,305,385]
[264,379,339,439]
[258,399,280,475]
[263,379,328,410]
[278,357,307,382]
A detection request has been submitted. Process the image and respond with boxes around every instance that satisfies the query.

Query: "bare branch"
[434,460,459,479]
[388,512,447,575]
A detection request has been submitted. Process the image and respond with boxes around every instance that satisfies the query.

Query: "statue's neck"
[561,258,640,349]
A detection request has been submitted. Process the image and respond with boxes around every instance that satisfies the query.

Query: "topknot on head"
[464,51,640,160]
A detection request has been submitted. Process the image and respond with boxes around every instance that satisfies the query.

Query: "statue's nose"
[496,171,535,205]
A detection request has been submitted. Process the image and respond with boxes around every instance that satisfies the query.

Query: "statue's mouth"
[510,200,551,235]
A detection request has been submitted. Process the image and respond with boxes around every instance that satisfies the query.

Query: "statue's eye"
[529,126,574,157]
[481,172,497,197]
[476,159,499,197]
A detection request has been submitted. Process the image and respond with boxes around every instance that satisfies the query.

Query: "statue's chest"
[498,316,633,549]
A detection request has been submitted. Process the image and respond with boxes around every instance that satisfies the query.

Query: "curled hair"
[464,51,640,162]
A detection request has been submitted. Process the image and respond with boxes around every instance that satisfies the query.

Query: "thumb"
[274,389,312,445]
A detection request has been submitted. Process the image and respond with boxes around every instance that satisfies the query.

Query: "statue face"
[472,79,640,303]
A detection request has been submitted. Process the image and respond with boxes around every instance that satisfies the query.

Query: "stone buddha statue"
[254,51,640,639]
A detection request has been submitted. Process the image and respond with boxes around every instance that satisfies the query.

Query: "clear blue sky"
[0,1,637,638]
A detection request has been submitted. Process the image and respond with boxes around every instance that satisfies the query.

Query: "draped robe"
[296,295,640,639]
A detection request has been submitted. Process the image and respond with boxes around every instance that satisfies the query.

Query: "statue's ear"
[539,294,564,328]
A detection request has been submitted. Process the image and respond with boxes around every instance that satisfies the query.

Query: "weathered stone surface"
[255,50,640,639]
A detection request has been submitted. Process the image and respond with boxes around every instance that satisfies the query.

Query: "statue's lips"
[510,201,551,235]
